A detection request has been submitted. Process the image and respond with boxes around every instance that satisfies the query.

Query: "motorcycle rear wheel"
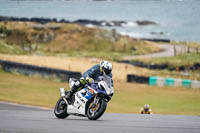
[54,97,69,119]
[87,99,107,120]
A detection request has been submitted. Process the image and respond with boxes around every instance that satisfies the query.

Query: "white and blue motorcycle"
[54,76,114,120]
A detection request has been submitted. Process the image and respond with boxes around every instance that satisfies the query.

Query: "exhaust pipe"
[59,88,69,104]
[60,88,65,97]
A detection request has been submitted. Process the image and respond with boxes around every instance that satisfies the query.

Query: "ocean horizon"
[0,0,200,42]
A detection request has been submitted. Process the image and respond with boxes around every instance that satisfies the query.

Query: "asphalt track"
[122,44,187,60]
[0,102,200,133]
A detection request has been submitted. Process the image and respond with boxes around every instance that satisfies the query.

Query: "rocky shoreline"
[0,16,172,43]
[0,16,158,27]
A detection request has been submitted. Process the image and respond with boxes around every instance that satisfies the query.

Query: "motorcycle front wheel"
[54,97,69,119]
[87,98,107,120]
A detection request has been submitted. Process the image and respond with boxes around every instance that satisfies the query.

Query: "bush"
[0,26,12,36]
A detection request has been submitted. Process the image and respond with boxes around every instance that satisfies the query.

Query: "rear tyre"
[54,97,69,119]
[87,99,107,120]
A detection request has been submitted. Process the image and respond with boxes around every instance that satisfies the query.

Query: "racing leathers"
[139,108,153,114]
[66,64,113,101]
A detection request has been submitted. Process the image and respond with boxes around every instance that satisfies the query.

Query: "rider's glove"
[86,77,94,83]
[80,77,93,85]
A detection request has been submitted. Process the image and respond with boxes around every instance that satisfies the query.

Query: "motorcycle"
[54,77,114,120]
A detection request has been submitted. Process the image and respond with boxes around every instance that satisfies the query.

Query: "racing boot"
[65,89,77,104]
[66,80,82,104]
[66,91,74,101]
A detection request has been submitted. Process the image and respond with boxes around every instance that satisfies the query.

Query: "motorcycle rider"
[139,104,153,114]
[66,60,113,101]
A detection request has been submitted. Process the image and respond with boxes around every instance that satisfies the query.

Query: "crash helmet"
[100,60,112,75]
[144,104,150,112]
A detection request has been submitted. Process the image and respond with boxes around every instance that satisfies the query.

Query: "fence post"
[187,46,190,53]
[173,45,176,56]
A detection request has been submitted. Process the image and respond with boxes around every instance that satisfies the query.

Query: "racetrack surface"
[122,44,187,60]
[0,102,200,133]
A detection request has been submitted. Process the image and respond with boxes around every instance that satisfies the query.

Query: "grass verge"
[133,53,200,67]
[0,69,199,115]
[171,40,200,49]
[0,40,26,54]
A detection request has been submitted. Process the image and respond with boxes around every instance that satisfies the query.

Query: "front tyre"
[54,97,69,119]
[87,99,107,120]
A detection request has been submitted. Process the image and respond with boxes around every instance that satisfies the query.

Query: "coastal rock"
[31,31,56,43]
[136,20,157,26]
[150,32,164,35]
[142,38,170,43]
[0,16,158,27]
[0,16,58,24]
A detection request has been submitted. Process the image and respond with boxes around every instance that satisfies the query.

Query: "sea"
[0,0,200,42]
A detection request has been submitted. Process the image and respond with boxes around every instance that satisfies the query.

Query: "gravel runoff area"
[0,101,200,133]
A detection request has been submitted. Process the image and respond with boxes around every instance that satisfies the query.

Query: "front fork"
[62,97,69,105]
[90,95,99,108]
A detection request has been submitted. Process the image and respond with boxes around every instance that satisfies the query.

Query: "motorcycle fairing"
[67,91,88,115]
